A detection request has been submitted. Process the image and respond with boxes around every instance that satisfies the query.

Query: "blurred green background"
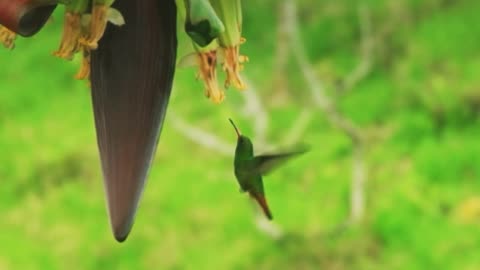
[1,0,480,269]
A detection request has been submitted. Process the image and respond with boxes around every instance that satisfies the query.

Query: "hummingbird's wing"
[252,146,309,176]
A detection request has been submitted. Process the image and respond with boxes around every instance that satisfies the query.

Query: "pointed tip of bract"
[114,230,130,243]
[110,210,135,243]
[114,232,129,243]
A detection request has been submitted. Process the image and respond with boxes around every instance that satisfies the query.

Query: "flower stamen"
[220,45,247,90]
[53,12,84,60]
[197,50,225,103]
[80,4,108,50]
[80,4,124,50]
[0,26,16,50]
[75,46,91,80]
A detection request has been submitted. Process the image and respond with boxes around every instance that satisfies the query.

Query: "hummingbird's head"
[228,118,254,156]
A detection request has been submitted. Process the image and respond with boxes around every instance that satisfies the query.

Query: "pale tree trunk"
[271,1,292,105]
[350,143,366,223]
[284,0,372,224]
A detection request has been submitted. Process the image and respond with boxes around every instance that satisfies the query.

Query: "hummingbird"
[228,118,309,220]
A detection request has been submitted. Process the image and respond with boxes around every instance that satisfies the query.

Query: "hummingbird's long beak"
[228,118,241,138]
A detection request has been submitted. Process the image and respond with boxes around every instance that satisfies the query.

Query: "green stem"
[209,0,242,46]
[184,0,224,47]
[93,0,115,6]
[66,0,89,13]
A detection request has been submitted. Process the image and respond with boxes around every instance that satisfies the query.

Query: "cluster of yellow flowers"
[178,0,247,104]
[1,0,247,104]
[0,0,124,81]
[53,0,124,80]
[0,26,16,49]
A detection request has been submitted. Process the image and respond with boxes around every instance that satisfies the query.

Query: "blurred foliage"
[1,0,480,269]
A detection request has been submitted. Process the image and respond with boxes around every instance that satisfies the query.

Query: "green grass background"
[1,0,480,269]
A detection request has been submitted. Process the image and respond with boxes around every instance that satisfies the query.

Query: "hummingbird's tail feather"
[250,193,273,220]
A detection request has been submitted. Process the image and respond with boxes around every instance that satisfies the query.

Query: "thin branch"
[241,77,270,147]
[287,0,363,143]
[272,0,292,97]
[285,0,372,225]
[339,4,374,93]
[254,213,284,239]
[281,109,314,146]
[169,112,233,156]
[249,198,284,239]
[350,144,366,223]
[283,0,332,111]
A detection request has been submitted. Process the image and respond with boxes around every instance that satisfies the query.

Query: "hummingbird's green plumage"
[228,119,308,220]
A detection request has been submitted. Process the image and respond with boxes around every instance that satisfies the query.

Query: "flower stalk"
[177,0,246,103]
[210,0,247,90]
[183,0,224,47]
[80,0,124,50]
[53,0,89,60]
